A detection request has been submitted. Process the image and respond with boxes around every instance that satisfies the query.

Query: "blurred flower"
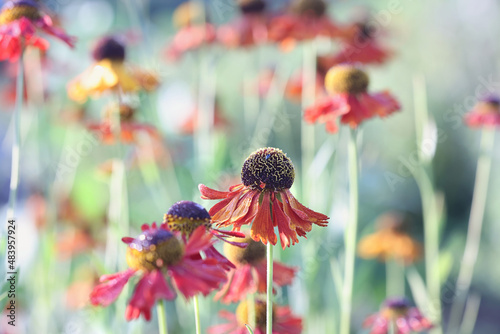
[65,267,97,309]
[464,95,500,128]
[67,36,159,103]
[87,103,159,145]
[26,191,47,229]
[305,65,400,133]
[363,297,433,334]
[56,228,96,260]
[215,235,297,303]
[199,147,329,249]
[0,0,75,62]
[357,212,422,264]
[90,223,228,321]
[327,22,392,66]
[284,56,332,103]
[217,0,270,48]
[269,0,349,49]
[180,101,229,134]
[163,200,245,270]
[166,1,216,61]
[208,299,303,334]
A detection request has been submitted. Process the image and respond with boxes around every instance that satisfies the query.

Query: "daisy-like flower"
[363,297,433,334]
[464,95,500,128]
[357,212,422,264]
[304,64,400,133]
[90,223,228,321]
[67,36,159,103]
[215,235,296,303]
[328,22,392,66]
[0,0,75,62]
[217,0,270,48]
[199,147,329,249]
[208,299,303,334]
[163,200,245,271]
[166,1,216,61]
[87,103,159,144]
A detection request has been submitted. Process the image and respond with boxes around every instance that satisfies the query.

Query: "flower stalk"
[194,295,201,334]
[266,241,274,334]
[157,299,169,334]
[340,128,359,334]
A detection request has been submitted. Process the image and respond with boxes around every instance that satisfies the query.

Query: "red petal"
[90,269,136,307]
[250,192,277,245]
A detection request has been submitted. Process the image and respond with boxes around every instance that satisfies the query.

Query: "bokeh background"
[1,0,500,333]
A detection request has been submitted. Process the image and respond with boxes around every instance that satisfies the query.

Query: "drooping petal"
[215,264,255,304]
[204,245,235,271]
[183,225,214,257]
[250,191,277,245]
[272,195,298,249]
[199,184,233,200]
[90,269,136,306]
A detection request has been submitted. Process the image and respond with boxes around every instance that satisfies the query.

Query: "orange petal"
[251,192,277,245]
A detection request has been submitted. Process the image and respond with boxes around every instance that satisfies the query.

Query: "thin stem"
[266,242,274,334]
[247,293,256,329]
[157,299,169,334]
[448,129,495,333]
[386,259,405,297]
[194,295,201,334]
[6,50,24,221]
[340,129,359,334]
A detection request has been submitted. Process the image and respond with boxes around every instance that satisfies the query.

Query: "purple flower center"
[167,200,211,220]
[385,297,410,309]
[129,229,174,252]
[164,201,211,236]
[92,36,126,62]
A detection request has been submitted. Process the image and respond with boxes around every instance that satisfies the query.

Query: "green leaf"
[245,324,254,334]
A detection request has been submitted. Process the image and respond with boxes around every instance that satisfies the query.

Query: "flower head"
[164,200,245,270]
[90,223,228,321]
[357,212,422,264]
[215,235,297,303]
[0,0,75,61]
[208,299,303,334]
[363,297,433,334]
[199,147,329,249]
[464,95,500,128]
[67,36,159,102]
[305,65,400,133]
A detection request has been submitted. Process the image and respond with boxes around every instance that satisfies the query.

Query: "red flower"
[163,200,245,271]
[167,24,216,61]
[208,300,303,334]
[199,147,329,249]
[215,235,297,303]
[90,223,228,321]
[363,297,433,334]
[464,95,500,128]
[217,0,270,48]
[305,65,400,133]
[0,0,75,62]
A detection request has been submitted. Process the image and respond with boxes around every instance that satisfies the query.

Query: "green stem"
[194,295,201,334]
[340,129,359,334]
[386,259,405,297]
[448,129,495,333]
[266,242,274,334]
[157,300,169,334]
[6,50,24,221]
[248,293,256,329]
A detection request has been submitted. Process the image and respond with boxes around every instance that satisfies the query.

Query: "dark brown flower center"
[325,65,369,95]
[238,0,266,14]
[126,229,184,271]
[291,0,326,17]
[241,147,295,191]
[104,104,136,123]
[0,1,41,25]
[477,96,500,114]
[163,201,212,237]
[224,236,266,266]
[92,36,126,62]
[236,300,274,329]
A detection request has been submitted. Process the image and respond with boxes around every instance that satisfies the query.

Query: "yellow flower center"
[0,4,41,25]
[224,236,266,266]
[126,229,184,271]
[236,300,274,329]
[241,147,295,191]
[325,65,369,95]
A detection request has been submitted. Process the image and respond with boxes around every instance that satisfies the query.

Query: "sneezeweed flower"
[87,103,159,144]
[363,297,433,334]
[305,64,400,133]
[357,212,422,264]
[199,147,329,249]
[0,0,75,62]
[215,235,297,303]
[166,1,216,61]
[164,200,245,270]
[90,223,228,321]
[464,95,500,128]
[217,0,270,48]
[208,299,303,334]
[67,36,159,103]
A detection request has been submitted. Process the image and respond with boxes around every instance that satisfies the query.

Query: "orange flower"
[67,36,159,103]
[305,64,400,133]
[357,212,422,264]
[199,147,329,249]
[464,95,500,128]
